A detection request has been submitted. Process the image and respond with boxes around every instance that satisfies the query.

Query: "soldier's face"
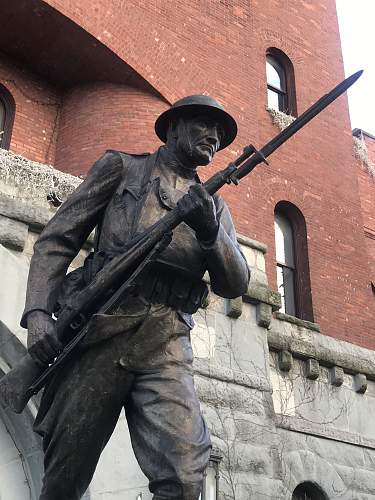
[175,116,222,167]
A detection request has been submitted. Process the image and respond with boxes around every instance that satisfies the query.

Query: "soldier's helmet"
[155,94,237,150]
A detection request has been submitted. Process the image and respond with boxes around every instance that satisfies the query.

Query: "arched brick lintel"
[42,0,212,103]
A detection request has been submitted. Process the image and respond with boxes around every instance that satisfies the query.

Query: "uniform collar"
[158,146,200,181]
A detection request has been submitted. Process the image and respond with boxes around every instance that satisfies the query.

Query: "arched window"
[266,48,297,116]
[274,202,314,321]
[0,84,15,150]
[0,99,5,143]
[292,482,327,500]
[275,211,296,316]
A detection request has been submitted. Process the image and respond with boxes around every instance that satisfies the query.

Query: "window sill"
[266,107,296,131]
[274,311,320,332]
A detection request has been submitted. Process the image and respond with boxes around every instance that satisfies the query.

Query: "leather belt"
[135,266,208,314]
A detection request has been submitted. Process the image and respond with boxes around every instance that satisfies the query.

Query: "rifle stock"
[0,71,362,414]
[0,354,43,413]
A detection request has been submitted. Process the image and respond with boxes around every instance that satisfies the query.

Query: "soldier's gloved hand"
[177,184,219,243]
[27,311,62,366]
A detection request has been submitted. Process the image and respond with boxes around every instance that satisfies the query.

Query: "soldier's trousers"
[33,303,211,500]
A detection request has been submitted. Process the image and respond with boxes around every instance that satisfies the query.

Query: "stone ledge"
[268,325,375,379]
[0,193,95,247]
[244,282,281,311]
[0,216,28,251]
[193,358,272,393]
[277,415,375,451]
[0,148,81,202]
[0,193,53,231]
[274,311,320,332]
[237,234,267,254]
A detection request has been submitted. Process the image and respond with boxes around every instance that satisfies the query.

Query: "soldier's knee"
[151,479,203,500]
[181,481,203,500]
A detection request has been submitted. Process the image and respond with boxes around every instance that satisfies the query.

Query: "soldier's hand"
[177,184,219,243]
[27,311,62,366]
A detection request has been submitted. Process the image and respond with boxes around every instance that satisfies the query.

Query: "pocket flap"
[124,185,142,200]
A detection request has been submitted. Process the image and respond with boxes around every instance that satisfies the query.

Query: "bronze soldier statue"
[21,95,250,500]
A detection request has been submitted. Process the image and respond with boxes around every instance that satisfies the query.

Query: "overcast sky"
[336,0,375,135]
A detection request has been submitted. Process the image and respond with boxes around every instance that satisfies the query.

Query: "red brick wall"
[55,83,166,175]
[357,135,375,282]
[2,1,374,348]
[0,53,60,164]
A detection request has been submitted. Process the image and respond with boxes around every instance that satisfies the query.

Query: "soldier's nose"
[206,134,220,151]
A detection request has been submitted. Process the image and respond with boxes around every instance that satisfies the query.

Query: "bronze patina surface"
[23,95,250,500]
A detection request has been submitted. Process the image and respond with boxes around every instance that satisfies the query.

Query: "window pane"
[267,88,281,111]
[277,264,296,316]
[283,266,296,316]
[266,57,282,90]
[274,213,295,267]
[0,99,5,147]
[275,211,296,317]
[277,264,286,313]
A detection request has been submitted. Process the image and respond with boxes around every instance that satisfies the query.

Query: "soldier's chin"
[193,148,212,166]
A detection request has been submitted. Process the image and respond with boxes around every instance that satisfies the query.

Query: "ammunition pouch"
[53,251,106,317]
[134,265,208,315]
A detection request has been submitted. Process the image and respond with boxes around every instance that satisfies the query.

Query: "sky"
[336,0,375,135]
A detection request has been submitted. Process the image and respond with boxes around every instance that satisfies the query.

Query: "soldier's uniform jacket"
[21,147,250,332]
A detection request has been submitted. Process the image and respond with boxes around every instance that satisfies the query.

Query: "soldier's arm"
[199,195,250,299]
[21,150,123,328]
[177,185,250,298]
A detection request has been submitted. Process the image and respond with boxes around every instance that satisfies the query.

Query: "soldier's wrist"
[27,309,51,325]
[196,222,219,246]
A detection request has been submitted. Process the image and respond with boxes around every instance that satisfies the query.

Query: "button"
[117,357,128,369]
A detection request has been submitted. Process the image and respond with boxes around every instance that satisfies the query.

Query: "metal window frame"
[0,85,15,150]
[266,48,297,116]
[267,84,288,113]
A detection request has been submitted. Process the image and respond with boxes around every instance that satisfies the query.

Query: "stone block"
[354,373,367,394]
[249,267,268,285]
[244,282,281,311]
[278,350,292,372]
[0,215,28,251]
[0,193,51,229]
[305,358,320,380]
[330,366,344,386]
[225,296,242,318]
[256,302,272,328]
[239,243,256,267]
[274,311,320,332]
[255,251,266,272]
[268,322,375,380]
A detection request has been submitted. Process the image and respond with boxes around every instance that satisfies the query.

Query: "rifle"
[0,70,362,414]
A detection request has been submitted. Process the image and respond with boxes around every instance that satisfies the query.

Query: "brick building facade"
[1,0,373,349]
[0,1,374,499]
